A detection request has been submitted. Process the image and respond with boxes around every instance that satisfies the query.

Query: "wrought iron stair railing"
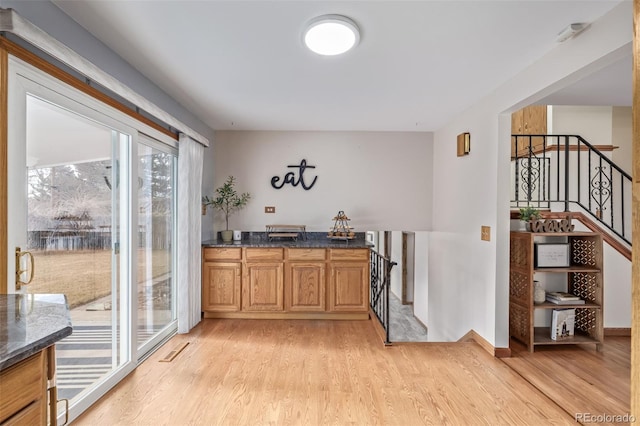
[511,135,632,245]
[370,250,397,345]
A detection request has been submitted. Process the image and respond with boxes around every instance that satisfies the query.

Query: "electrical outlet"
[481,226,491,241]
[265,206,276,213]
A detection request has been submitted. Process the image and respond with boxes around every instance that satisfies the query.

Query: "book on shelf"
[551,308,576,340]
[546,296,585,305]
[546,291,580,301]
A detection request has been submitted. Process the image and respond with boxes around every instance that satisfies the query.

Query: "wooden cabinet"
[202,262,242,312]
[201,246,369,319]
[243,262,284,311]
[242,248,284,311]
[511,105,547,157]
[0,350,47,425]
[285,262,326,312]
[285,248,326,312]
[509,231,603,352]
[328,249,370,313]
[202,247,242,312]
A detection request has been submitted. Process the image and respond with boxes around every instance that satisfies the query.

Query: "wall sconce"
[457,132,470,157]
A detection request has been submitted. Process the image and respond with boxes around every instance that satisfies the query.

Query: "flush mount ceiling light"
[303,14,360,56]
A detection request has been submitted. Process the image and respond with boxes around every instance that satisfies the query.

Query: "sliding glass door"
[136,135,177,352]
[7,57,178,422]
[24,94,131,404]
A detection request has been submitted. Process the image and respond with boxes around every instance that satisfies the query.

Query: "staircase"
[511,134,632,247]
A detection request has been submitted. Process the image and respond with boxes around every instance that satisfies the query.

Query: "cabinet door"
[328,262,369,312]
[511,108,524,134]
[524,105,547,135]
[525,105,547,153]
[202,262,242,312]
[511,106,547,156]
[243,262,284,311]
[285,262,325,312]
[0,351,46,424]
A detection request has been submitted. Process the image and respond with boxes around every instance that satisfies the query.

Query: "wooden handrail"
[510,210,631,261]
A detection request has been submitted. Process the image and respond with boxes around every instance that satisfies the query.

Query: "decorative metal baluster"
[369,250,396,345]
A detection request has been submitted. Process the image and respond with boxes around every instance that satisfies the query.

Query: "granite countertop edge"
[1,294,73,371]
[0,326,72,371]
[202,239,374,249]
[203,231,374,249]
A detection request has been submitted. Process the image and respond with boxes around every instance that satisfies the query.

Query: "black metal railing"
[511,135,632,245]
[370,250,397,345]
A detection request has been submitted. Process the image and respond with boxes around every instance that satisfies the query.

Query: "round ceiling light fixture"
[303,14,360,56]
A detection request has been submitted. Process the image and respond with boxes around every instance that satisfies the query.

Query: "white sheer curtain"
[177,133,204,333]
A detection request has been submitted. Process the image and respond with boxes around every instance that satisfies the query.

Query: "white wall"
[390,231,403,299]
[205,131,433,237]
[603,244,632,328]
[612,106,633,175]
[413,232,429,328]
[550,106,613,145]
[429,2,632,347]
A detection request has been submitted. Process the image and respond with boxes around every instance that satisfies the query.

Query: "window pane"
[25,94,129,403]
[137,142,176,349]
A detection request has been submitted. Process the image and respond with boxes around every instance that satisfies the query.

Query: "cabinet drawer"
[0,352,45,424]
[246,248,284,261]
[329,249,369,261]
[287,248,326,261]
[2,399,45,426]
[203,247,242,261]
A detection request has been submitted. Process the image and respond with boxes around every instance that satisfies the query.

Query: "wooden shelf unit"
[509,231,603,352]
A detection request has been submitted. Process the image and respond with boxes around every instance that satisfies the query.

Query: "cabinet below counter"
[202,245,371,320]
[0,294,72,425]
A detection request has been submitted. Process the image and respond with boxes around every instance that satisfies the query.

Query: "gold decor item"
[328,211,356,240]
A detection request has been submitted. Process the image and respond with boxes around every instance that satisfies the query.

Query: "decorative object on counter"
[518,205,540,231]
[233,230,242,241]
[202,176,251,242]
[533,280,546,304]
[529,215,575,233]
[328,211,355,240]
[271,159,318,190]
[266,225,307,241]
[456,132,470,156]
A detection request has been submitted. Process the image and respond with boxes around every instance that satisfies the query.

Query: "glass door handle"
[15,247,35,289]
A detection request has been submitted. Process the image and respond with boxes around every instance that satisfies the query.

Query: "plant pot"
[220,230,233,242]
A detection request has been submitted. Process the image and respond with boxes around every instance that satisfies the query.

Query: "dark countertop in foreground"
[202,231,374,249]
[0,294,73,371]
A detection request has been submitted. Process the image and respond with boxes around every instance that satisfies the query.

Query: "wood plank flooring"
[75,319,624,425]
[503,337,631,422]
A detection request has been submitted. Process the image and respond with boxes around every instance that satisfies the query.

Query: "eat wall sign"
[271,159,318,190]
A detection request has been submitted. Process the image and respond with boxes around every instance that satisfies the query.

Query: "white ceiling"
[52,0,629,132]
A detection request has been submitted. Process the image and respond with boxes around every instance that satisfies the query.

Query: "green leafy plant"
[519,206,540,222]
[202,176,251,230]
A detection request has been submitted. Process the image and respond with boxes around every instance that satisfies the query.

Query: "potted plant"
[203,176,251,242]
[519,206,540,231]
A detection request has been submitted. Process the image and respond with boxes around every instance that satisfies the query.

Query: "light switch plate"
[481,226,491,241]
[265,206,276,213]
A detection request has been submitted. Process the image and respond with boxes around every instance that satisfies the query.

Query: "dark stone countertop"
[0,294,73,371]
[202,231,374,249]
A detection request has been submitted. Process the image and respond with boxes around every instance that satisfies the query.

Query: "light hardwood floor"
[75,319,626,425]
[503,337,630,421]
